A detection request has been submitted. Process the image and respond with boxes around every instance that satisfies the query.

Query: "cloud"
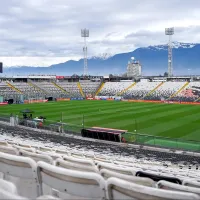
[0,0,200,66]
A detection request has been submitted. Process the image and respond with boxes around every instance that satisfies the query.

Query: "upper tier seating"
[11,82,45,100]
[80,81,100,96]
[33,81,64,98]
[0,81,19,100]
[98,82,134,96]
[56,82,82,98]
[145,82,187,100]
[123,82,161,99]
[170,82,200,102]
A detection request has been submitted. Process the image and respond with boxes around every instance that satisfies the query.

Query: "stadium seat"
[37,161,106,199]
[106,177,200,200]
[0,146,18,155]
[157,180,200,195]
[0,140,9,146]
[0,152,39,198]
[0,179,18,194]
[136,171,182,184]
[100,169,155,187]
[97,162,137,175]
[18,149,54,164]
[63,155,94,166]
[183,179,200,188]
[13,145,35,152]
[55,158,98,172]
[0,188,28,200]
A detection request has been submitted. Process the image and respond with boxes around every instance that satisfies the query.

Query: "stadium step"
[117,82,136,96]
[28,82,48,94]
[77,82,85,97]
[144,82,164,98]
[168,82,189,99]
[95,82,105,96]
[6,82,23,94]
[52,82,69,94]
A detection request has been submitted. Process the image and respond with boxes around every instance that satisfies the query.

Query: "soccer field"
[1,100,200,148]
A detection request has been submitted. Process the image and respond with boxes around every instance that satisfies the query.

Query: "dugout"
[81,127,127,142]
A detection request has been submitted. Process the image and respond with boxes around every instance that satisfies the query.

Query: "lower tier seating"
[0,139,200,199]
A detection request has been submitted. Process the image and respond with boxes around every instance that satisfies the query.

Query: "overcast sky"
[1,0,200,67]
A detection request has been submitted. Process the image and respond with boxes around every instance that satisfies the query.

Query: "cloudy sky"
[1,0,200,67]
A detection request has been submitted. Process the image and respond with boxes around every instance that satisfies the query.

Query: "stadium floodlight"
[81,29,89,76]
[165,27,174,77]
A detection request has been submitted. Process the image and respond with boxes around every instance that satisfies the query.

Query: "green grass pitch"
[1,100,200,150]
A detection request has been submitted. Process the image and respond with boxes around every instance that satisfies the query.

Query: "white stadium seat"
[106,177,200,200]
[183,179,200,188]
[0,152,39,198]
[0,188,28,200]
[37,161,106,199]
[0,146,18,155]
[97,162,137,175]
[18,149,54,164]
[0,179,18,194]
[55,158,98,172]
[157,180,200,195]
[100,169,155,187]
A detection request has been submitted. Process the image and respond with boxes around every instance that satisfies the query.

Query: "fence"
[124,132,200,152]
[1,114,200,152]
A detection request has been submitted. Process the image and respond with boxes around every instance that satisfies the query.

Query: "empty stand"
[123,81,161,99]
[98,81,134,96]
[145,82,187,101]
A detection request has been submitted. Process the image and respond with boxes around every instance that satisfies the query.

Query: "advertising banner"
[0,102,8,106]
[70,98,84,100]
[24,99,48,104]
[56,76,64,79]
[56,98,70,101]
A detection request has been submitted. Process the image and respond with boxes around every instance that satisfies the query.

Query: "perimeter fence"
[1,113,200,152]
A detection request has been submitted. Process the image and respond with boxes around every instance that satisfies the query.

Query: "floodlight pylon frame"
[165,27,174,77]
[81,29,89,76]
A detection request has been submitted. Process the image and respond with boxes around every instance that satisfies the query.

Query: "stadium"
[1,73,200,199]
[1,1,200,199]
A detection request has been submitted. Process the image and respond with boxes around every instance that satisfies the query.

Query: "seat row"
[1,151,200,200]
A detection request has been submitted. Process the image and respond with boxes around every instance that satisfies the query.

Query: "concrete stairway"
[6,82,23,94]
[95,82,105,96]
[117,82,136,96]
[143,82,164,98]
[168,82,189,99]
[77,82,85,97]
[52,82,69,94]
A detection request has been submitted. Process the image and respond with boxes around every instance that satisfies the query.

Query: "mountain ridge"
[3,42,200,76]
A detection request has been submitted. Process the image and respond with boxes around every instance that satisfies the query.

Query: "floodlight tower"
[165,27,174,77]
[81,29,89,76]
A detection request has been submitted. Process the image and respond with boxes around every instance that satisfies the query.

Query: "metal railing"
[1,114,200,152]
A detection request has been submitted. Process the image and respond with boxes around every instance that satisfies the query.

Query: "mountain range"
[3,42,200,76]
